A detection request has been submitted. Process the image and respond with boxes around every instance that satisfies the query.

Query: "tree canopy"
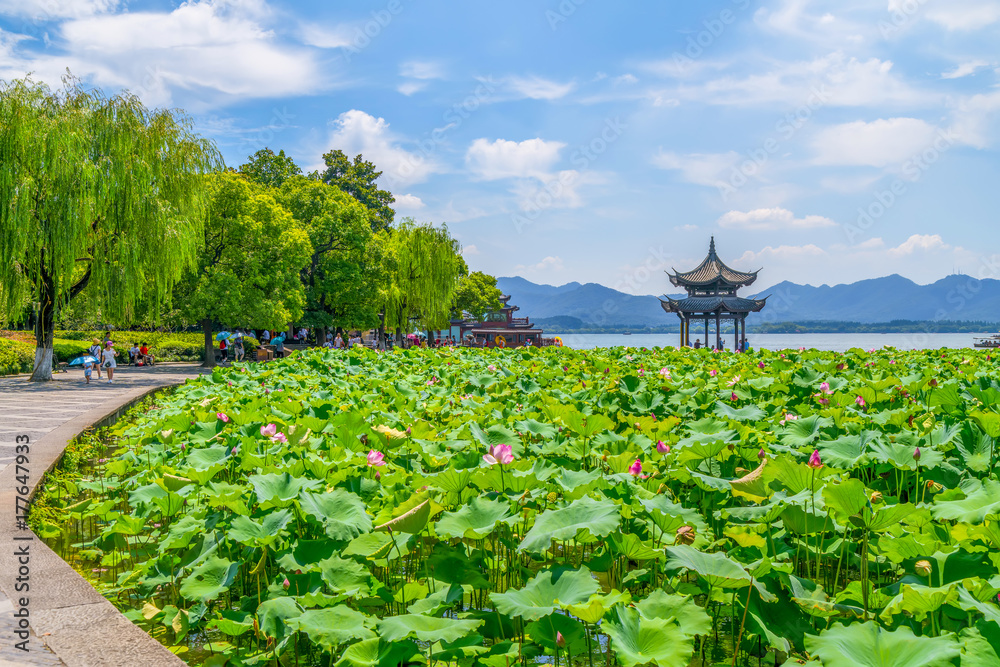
[239,148,302,189]
[173,172,312,365]
[383,220,466,333]
[0,76,219,379]
[453,271,504,321]
[315,150,396,233]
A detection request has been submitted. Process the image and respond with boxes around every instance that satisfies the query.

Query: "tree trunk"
[202,318,216,368]
[377,310,386,351]
[29,268,57,381]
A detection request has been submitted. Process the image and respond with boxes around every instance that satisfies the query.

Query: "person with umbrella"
[69,354,98,384]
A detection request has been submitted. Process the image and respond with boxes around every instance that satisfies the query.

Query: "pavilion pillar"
[715,312,721,350]
[734,317,739,351]
[704,318,708,349]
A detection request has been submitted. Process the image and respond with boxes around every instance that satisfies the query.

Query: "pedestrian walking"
[88,338,103,379]
[101,341,118,383]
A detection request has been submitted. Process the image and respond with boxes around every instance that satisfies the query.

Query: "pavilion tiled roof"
[668,237,759,288]
[659,295,768,314]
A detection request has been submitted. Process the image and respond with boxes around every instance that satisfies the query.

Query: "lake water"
[550,332,989,352]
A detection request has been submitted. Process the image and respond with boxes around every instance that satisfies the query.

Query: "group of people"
[218,331,248,364]
[323,332,365,349]
[688,337,750,352]
[82,338,157,385]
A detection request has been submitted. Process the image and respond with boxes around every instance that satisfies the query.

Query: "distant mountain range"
[496,274,1000,330]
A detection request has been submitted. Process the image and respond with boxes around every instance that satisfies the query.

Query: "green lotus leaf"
[851,503,917,532]
[335,639,422,667]
[714,401,765,422]
[229,509,293,546]
[564,589,631,624]
[186,445,230,471]
[664,545,751,589]
[931,478,1000,524]
[780,414,833,447]
[804,621,961,667]
[292,606,375,651]
[959,624,1000,667]
[602,604,691,667]
[519,496,620,553]
[256,597,303,641]
[435,497,512,540]
[526,614,588,651]
[318,555,373,596]
[816,432,876,468]
[249,472,321,509]
[179,556,239,602]
[376,614,483,643]
[822,479,868,521]
[635,590,711,638]
[880,583,959,622]
[300,489,373,540]
[491,567,600,620]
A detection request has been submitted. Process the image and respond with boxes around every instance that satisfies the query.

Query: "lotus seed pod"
[656,483,667,494]
[915,560,932,576]
[676,525,696,545]
[870,491,883,504]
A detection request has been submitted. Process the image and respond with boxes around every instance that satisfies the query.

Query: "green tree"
[452,271,503,321]
[315,150,396,232]
[239,148,302,189]
[0,77,219,380]
[383,220,466,339]
[173,172,312,366]
[276,176,388,341]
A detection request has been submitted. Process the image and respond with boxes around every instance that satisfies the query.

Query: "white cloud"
[651,150,740,187]
[887,234,950,257]
[512,169,604,211]
[718,207,835,231]
[299,23,355,49]
[462,244,480,256]
[613,73,638,85]
[515,256,565,273]
[400,60,445,80]
[465,138,565,180]
[0,0,118,18]
[393,193,425,213]
[941,60,991,79]
[326,110,443,188]
[0,0,324,108]
[504,75,575,100]
[811,118,940,167]
[922,0,1000,30]
[855,237,885,250]
[736,244,826,264]
[674,224,699,232]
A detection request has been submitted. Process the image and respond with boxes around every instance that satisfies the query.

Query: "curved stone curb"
[0,382,196,666]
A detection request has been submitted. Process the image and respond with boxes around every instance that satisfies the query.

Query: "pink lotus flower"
[487,364,497,372]
[819,382,832,394]
[659,367,671,378]
[656,440,670,454]
[758,361,765,368]
[709,369,718,377]
[271,432,287,444]
[217,412,229,423]
[260,423,277,437]
[818,397,829,406]
[727,374,741,387]
[855,395,865,407]
[836,363,845,370]
[780,413,799,425]
[367,450,385,467]
[808,449,823,469]
[731,392,738,401]
[483,444,514,466]
[628,459,642,476]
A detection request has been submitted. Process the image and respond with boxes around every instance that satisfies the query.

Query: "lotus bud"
[807,449,823,469]
[870,491,883,504]
[758,448,766,460]
[181,443,186,451]
[915,560,932,577]
[375,471,381,481]
[929,378,938,387]
[406,427,411,436]
[282,577,290,589]
[556,631,566,648]
[676,525,696,545]
[656,440,670,454]
[727,443,735,452]
[913,447,921,462]
[731,392,738,401]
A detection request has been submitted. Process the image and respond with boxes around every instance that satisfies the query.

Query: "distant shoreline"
[538,320,999,335]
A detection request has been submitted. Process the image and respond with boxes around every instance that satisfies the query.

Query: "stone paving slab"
[0,364,209,666]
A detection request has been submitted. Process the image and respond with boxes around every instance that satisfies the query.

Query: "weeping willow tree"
[383,219,466,341]
[0,76,220,380]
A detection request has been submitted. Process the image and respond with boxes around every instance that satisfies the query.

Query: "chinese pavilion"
[660,237,767,349]
[454,295,548,348]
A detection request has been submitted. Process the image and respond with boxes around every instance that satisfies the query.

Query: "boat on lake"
[974,334,1000,348]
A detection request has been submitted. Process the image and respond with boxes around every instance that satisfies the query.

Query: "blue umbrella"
[216,331,231,341]
[69,355,97,366]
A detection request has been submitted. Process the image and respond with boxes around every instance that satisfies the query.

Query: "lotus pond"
[29,345,1000,666]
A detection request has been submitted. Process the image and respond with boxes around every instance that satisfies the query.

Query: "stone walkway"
[0,363,208,665]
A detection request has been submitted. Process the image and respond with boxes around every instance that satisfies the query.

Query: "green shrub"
[0,338,34,376]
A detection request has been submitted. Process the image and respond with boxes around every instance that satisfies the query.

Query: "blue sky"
[3,0,1000,294]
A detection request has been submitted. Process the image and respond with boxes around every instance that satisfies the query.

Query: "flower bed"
[31,345,1000,666]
